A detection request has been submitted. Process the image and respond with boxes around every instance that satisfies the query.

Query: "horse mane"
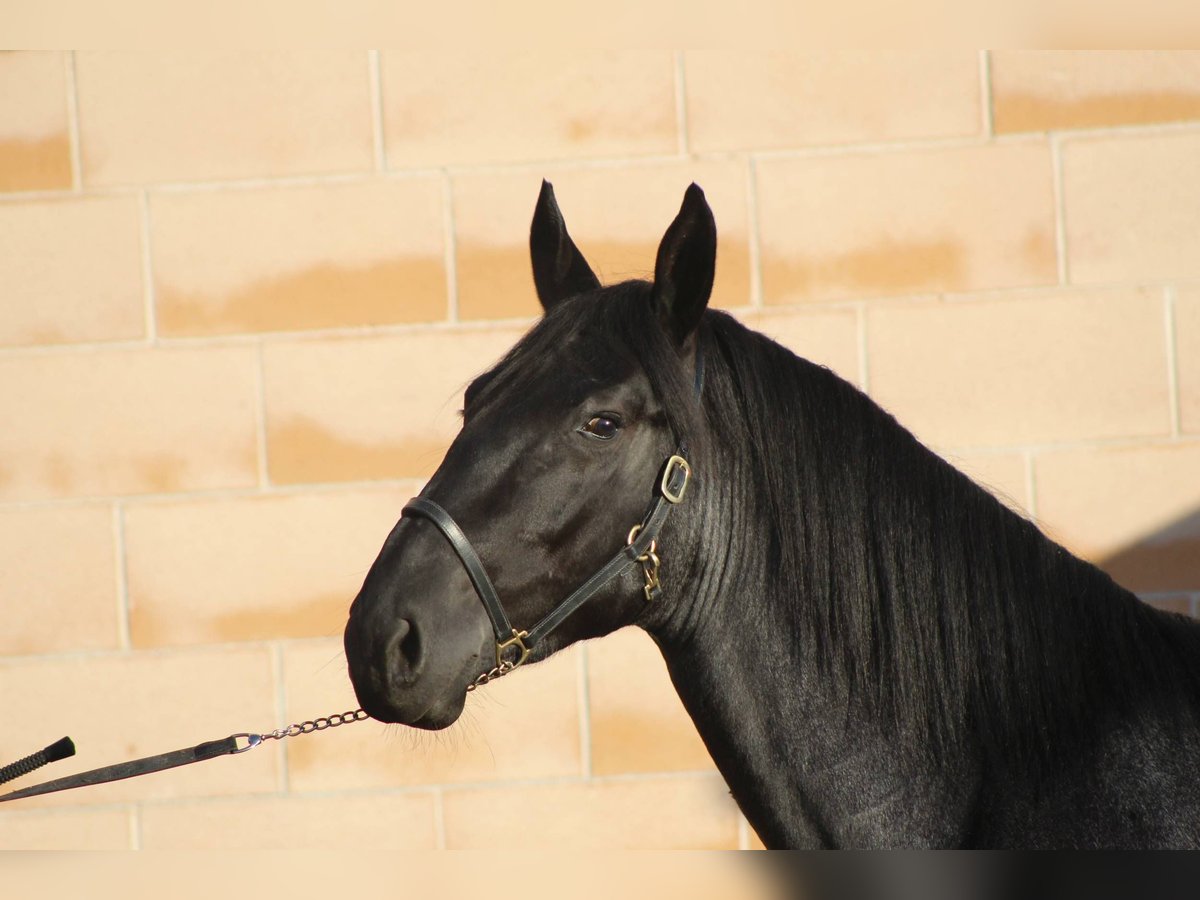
[695,308,1200,771]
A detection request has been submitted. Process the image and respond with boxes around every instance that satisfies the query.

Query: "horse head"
[343,181,715,728]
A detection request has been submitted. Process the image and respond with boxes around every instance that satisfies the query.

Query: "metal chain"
[260,708,370,741]
[465,659,516,692]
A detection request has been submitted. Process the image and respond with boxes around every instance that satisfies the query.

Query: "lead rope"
[1,662,559,802]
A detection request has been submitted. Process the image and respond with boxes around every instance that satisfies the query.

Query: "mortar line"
[935,430,1200,461]
[270,641,290,793]
[577,643,593,779]
[113,765,735,818]
[673,51,690,157]
[64,52,83,191]
[748,133,1006,164]
[738,814,751,850]
[122,767,731,813]
[0,477,425,513]
[0,118,1198,201]
[432,788,447,849]
[5,635,336,666]
[25,167,442,197]
[1023,449,1039,523]
[938,432,1200,456]
[253,342,271,488]
[857,302,871,394]
[137,190,158,342]
[113,502,132,651]
[368,50,387,172]
[2,432,1197,517]
[442,170,460,322]
[1051,134,1069,285]
[0,314,537,359]
[745,157,764,308]
[978,50,994,139]
[0,276,1193,360]
[749,120,1200,163]
[1165,286,1182,438]
[129,804,142,850]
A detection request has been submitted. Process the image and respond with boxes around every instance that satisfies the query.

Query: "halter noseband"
[402,349,703,689]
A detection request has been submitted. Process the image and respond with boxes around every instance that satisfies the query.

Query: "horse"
[343,181,1200,848]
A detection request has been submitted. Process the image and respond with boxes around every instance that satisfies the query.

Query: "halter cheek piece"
[402,349,704,688]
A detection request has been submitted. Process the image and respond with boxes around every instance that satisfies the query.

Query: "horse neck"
[640,322,1200,846]
[643,415,978,848]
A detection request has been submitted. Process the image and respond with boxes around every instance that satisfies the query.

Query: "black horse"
[344,181,1200,848]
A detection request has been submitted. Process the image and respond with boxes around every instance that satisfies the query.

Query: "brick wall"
[0,51,1197,850]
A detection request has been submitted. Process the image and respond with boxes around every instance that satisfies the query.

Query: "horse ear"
[652,183,716,345]
[529,180,600,311]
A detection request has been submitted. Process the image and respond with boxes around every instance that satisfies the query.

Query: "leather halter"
[402,350,703,679]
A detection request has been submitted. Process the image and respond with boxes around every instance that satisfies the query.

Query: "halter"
[0,351,703,804]
[403,348,704,690]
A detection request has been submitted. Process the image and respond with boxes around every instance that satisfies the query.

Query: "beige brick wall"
[0,51,1197,851]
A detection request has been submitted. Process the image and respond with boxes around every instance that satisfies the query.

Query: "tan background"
[0,51,1197,850]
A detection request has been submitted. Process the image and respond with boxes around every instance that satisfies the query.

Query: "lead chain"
[261,708,370,741]
[465,659,516,693]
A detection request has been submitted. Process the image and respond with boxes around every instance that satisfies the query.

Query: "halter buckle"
[496,629,531,671]
[626,524,662,603]
[660,455,691,504]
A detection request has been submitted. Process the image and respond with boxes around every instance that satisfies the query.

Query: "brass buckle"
[495,629,531,671]
[626,524,662,603]
[660,455,691,504]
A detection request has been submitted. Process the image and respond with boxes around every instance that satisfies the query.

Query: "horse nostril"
[386,619,423,684]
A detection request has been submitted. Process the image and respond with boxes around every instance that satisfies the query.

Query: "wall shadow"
[1097,506,1200,603]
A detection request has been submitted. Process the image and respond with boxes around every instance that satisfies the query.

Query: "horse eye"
[579,415,621,441]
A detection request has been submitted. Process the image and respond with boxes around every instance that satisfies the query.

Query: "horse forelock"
[469,280,703,444]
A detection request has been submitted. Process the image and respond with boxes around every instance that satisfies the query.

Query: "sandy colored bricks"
[0,195,144,348]
[74,52,373,185]
[1176,289,1200,434]
[381,52,676,168]
[124,486,417,648]
[0,807,132,850]
[262,327,524,484]
[0,52,72,192]
[866,290,1170,449]
[1063,131,1200,285]
[587,628,715,776]
[756,143,1057,304]
[453,161,751,320]
[685,51,980,152]
[0,505,119,655]
[1034,441,1200,593]
[150,179,447,337]
[442,775,739,848]
[992,51,1200,134]
[737,307,862,388]
[0,646,278,807]
[139,791,438,849]
[281,639,582,792]
[0,346,258,501]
